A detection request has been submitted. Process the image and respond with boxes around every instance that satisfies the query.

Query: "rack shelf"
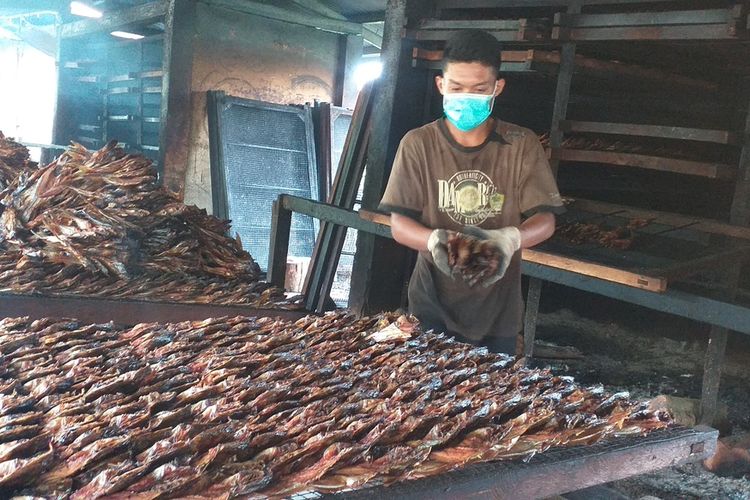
[108,114,136,122]
[140,70,164,79]
[568,198,750,241]
[551,148,735,179]
[411,48,718,92]
[78,124,101,133]
[553,5,748,41]
[109,72,139,83]
[108,87,140,95]
[63,60,98,69]
[560,121,739,145]
[75,75,100,84]
[409,18,549,42]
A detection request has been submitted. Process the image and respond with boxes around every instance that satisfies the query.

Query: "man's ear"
[435,75,445,96]
[494,78,506,97]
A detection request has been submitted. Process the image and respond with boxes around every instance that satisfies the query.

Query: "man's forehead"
[443,61,497,80]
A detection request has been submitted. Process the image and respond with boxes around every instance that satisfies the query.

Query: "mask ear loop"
[489,80,498,114]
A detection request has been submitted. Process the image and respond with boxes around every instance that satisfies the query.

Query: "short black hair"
[443,29,502,77]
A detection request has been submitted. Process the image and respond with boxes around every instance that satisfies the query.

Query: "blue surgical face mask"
[443,82,497,132]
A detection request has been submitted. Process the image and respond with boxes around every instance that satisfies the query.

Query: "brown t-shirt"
[379,119,564,342]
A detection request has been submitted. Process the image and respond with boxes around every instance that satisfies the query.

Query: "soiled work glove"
[462,225,522,287]
[427,229,452,277]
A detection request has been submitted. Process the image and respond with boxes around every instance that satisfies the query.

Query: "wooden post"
[701,80,750,425]
[523,277,543,359]
[730,80,750,226]
[160,0,196,193]
[548,0,581,178]
[267,199,292,288]
[348,0,433,315]
[521,1,581,355]
[339,34,364,109]
[700,326,728,426]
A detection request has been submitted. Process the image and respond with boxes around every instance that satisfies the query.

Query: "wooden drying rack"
[268,194,750,334]
[359,200,750,294]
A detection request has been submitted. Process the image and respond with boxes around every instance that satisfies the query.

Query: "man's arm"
[519,212,555,249]
[391,213,432,252]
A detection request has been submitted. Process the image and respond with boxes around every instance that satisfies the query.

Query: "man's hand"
[462,226,521,287]
[427,229,452,276]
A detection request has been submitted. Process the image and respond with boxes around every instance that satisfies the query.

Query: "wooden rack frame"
[560,120,739,145]
[412,48,719,93]
[270,195,750,335]
[410,18,550,42]
[550,148,735,179]
[553,5,749,41]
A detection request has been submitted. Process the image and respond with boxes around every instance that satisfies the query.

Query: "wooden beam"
[730,86,750,226]
[0,293,307,325]
[344,427,716,499]
[555,24,739,41]
[419,19,525,30]
[159,0,196,194]
[341,35,364,107]
[60,1,168,38]
[437,0,731,7]
[202,0,362,34]
[413,49,717,91]
[557,9,736,28]
[522,249,667,292]
[571,198,750,241]
[553,148,735,179]
[700,326,729,425]
[561,121,738,145]
[16,23,56,57]
[362,25,383,48]
[289,0,347,20]
[268,199,293,288]
[523,277,543,359]
[413,29,526,42]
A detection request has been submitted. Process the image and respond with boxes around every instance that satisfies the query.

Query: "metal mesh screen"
[214,97,318,271]
[329,109,358,307]
[331,112,353,182]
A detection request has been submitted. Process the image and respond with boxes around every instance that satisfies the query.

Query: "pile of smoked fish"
[446,232,500,286]
[0,132,37,190]
[556,218,650,250]
[0,312,672,498]
[0,135,298,308]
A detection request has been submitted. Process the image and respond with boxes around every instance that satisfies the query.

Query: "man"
[378,29,565,354]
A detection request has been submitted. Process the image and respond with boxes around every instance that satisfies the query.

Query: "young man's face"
[436,61,505,96]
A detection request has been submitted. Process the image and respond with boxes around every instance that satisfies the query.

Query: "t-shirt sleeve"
[519,133,566,217]
[378,132,424,220]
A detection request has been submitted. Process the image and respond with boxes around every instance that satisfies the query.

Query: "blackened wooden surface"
[329,426,718,500]
[0,294,307,326]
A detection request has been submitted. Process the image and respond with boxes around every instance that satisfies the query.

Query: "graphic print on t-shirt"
[437,170,505,225]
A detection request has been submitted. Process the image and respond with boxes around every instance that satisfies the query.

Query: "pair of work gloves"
[427,226,521,287]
